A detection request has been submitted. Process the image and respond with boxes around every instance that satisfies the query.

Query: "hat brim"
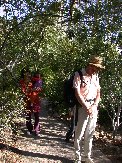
[89,63,105,69]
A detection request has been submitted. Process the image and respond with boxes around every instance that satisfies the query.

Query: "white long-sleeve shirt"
[73,68,100,101]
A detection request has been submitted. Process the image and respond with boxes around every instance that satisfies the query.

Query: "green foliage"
[0,0,121,136]
[98,108,112,130]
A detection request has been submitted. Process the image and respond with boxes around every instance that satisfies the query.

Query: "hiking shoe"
[27,131,32,135]
[65,138,70,142]
[33,131,39,136]
[75,151,81,163]
[74,160,81,163]
[85,157,94,163]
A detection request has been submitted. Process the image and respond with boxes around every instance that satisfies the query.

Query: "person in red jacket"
[20,67,33,135]
[31,70,43,135]
[20,68,42,136]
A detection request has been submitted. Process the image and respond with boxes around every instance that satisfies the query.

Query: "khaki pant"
[74,101,98,161]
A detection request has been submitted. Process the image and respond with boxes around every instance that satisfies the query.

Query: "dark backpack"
[64,70,83,108]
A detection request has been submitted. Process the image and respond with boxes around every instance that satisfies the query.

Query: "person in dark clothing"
[65,106,78,142]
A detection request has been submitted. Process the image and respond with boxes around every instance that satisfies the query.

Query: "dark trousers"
[26,111,40,133]
[65,107,78,140]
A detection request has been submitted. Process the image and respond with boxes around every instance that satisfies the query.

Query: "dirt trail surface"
[0,99,112,163]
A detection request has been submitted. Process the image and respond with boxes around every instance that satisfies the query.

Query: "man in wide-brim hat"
[73,55,105,163]
[88,55,105,69]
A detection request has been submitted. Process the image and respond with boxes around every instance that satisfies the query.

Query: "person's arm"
[32,87,41,92]
[73,72,89,111]
[89,76,101,116]
[75,88,89,110]
[19,80,26,94]
[93,89,101,108]
[87,89,100,117]
[31,80,42,93]
[93,74,101,108]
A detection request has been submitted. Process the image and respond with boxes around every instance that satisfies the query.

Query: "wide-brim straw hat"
[88,55,105,69]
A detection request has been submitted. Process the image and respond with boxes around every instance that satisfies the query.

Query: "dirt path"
[0,99,112,163]
[18,108,75,163]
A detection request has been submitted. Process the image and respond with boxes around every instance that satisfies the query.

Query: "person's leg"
[84,111,98,161]
[33,101,40,135]
[75,106,78,126]
[26,110,33,134]
[33,111,40,135]
[74,106,78,139]
[65,115,74,141]
[74,107,89,162]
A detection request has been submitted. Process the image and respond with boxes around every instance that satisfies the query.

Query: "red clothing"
[30,77,42,103]
[20,77,42,112]
[19,79,33,100]
[19,75,41,134]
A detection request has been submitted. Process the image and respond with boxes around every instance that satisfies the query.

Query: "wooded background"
[0,0,122,138]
